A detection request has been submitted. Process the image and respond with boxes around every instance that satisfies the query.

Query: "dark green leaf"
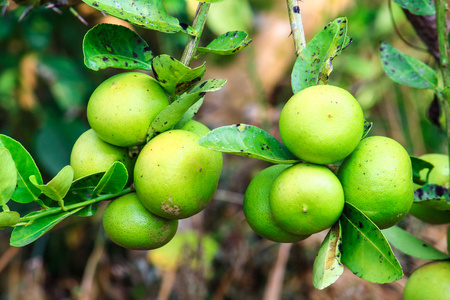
[340,203,403,283]
[152,55,206,98]
[29,166,74,210]
[362,121,373,139]
[93,162,128,195]
[382,226,450,260]
[197,31,252,55]
[82,0,194,34]
[83,23,154,71]
[312,222,344,290]
[393,0,435,15]
[147,79,226,140]
[411,156,434,185]
[0,148,17,209]
[0,135,42,204]
[198,124,300,164]
[10,207,84,247]
[0,211,20,228]
[291,17,351,94]
[414,184,450,211]
[380,42,438,90]
[174,99,204,129]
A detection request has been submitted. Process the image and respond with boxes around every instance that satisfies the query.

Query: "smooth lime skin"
[410,153,450,224]
[134,130,223,220]
[279,85,364,164]
[337,136,414,229]
[102,193,178,250]
[243,164,310,243]
[70,129,133,180]
[269,163,345,236]
[87,72,169,147]
[403,261,450,300]
[180,119,211,137]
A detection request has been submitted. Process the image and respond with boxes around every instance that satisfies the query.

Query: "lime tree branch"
[286,0,306,55]
[180,2,211,66]
[435,0,450,183]
[17,187,134,224]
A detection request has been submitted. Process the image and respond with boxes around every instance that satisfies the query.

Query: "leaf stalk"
[286,0,306,55]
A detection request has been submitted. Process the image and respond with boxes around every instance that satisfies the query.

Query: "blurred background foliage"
[0,0,448,299]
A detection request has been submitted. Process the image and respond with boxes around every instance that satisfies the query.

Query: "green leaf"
[93,162,128,195]
[197,31,252,56]
[198,124,300,164]
[0,148,17,210]
[393,0,435,15]
[312,222,344,290]
[340,203,403,283]
[0,211,20,228]
[147,78,227,140]
[414,184,450,211]
[0,135,42,204]
[10,207,84,247]
[152,55,206,98]
[0,0,9,7]
[362,121,373,139]
[29,166,74,210]
[382,226,450,260]
[291,17,351,94]
[196,0,224,2]
[83,23,154,71]
[82,0,194,34]
[380,42,438,90]
[411,156,434,185]
[174,99,204,129]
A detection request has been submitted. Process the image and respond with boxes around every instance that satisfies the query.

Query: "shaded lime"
[269,163,344,235]
[337,136,414,229]
[134,130,223,219]
[403,261,450,300]
[243,164,310,243]
[102,193,178,250]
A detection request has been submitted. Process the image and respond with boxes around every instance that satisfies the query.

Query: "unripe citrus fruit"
[269,163,344,236]
[134,130,223,219]
[279,85,365,164]
[243,164,310,243]
[410,153,450,224]
[180,119,211,137]
[70,129,133,180]
[403,261,450,300]
[102,193,178,250]
[337,136,414,229]
[87,72,169,147]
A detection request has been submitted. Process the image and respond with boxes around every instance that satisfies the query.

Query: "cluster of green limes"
[243,85,414,242]
[70,72,223,250]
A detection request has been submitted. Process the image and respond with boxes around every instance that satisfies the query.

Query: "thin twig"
[286,0,306,55]
[262,243,292,300]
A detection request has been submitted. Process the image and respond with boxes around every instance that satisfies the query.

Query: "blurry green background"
[0,0,447,299]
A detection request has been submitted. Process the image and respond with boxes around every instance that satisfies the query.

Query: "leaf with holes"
[0,148,17,210]
[291,17,352,94]
[380,42,438,90]
[393,0,435,15]
[147,79,226,140]
[313,222,344,290]
[383,226,450,260]
[340,203,403,283]
[0,135,42,204]
[198,124,300,164]
[410,156,434,185]
[83,23,154,71]
[197,31,252,56]
[414,184,450,211]
[152,55,206,98]
[83,0,194,34]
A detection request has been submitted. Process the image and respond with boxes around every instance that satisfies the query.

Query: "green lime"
[403,261,450,300]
